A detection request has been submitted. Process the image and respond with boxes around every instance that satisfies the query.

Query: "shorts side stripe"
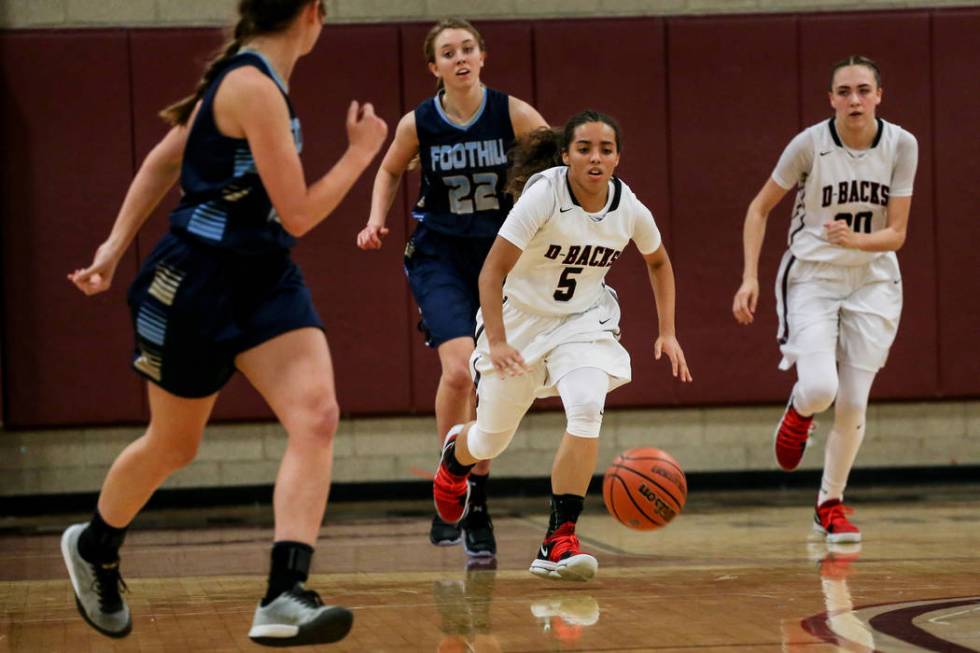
[776,253,796,345]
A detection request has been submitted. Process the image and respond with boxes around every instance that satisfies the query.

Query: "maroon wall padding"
[0,31,145,427]
[666,16,800,404]
[799,11,938,400]
[933,9,980,397]
[534,18,677,409]
[400,21,536,414]
[286,24,412,416]
[3,10,977,429]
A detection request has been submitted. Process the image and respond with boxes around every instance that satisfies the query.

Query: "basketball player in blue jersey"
[61,1,387,646]
[733,56,918,544]
[356,18,547,555]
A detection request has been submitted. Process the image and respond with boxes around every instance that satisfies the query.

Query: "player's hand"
[346,101,388,162]
[824,220,860,249]
[489,341,529,377]
[732,278,759,325]
[356,223,389,250]
[68,241,121,296]
[655,335,692,383]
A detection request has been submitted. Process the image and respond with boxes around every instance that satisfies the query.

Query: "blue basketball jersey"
[170,50,301,254]
[413,87,515,239]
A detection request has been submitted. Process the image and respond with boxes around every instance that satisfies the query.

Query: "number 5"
[554,267,583,301]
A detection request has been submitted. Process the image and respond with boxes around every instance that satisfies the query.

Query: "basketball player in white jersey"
[432,110,692,582]
[733,56,918,543]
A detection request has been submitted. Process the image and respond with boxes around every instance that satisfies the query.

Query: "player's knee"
[440,359,474,393]
[467,424,516,460]
[286,387,340,446]
[796,378,838,415]
[565,399,605,438]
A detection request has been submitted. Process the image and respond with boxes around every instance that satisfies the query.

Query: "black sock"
[77,509,128,564]
[443,441,475,477]
[468,473,489,506]
[547,494,584,536]
[263,541,314,606]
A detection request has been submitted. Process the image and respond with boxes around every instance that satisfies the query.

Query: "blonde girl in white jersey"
[733,56,918,543]
[432,110,692,582]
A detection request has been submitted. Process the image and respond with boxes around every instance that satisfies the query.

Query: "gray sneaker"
[248,583,353,647]
[61,523,132,638]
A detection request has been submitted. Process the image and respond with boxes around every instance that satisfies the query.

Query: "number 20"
[834,211,873,234]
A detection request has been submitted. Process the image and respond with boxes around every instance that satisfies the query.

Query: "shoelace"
[821,503,855,529]
[288,585,325,610]
[434,466,468,504]
[779,410,813,445]
[547,523,581,561]
[463,505,493,531]
[89,560,128,612]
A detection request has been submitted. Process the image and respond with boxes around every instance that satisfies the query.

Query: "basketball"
[603,448,687,530]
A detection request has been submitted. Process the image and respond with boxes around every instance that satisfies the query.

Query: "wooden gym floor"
[1,484,978,652]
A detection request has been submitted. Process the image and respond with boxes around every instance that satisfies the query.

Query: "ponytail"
[158,17,253,126]
[506,127,563,199]
[158,0,314,126]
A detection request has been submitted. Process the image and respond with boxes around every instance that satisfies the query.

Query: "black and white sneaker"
[61,523,132,638]
[248,583,353,647]
[460,504,496,558]
[430,514,463,546]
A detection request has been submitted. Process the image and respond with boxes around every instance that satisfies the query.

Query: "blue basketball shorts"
[126,232,324,398]
[403,223,495,348]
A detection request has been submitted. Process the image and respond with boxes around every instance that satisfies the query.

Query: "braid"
[158,1,316,126]
[158,23,249,126]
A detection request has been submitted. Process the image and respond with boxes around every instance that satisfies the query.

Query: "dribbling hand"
[732,278,759,325]
[489,341,530,377]
[655,335,693,383]
[346,101,388,163]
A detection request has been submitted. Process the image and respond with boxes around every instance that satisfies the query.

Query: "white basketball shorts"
[471,285,631,400]
[774,250,902,372]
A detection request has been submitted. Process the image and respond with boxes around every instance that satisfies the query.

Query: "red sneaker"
[813,499,861,544]
[774,398,814,471]
[433,429,471,525]
[529,522,597,582]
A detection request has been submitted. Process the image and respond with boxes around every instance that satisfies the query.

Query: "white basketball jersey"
[772,118,917,266]
[497,166,661,317]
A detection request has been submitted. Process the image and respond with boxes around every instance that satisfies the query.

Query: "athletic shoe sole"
[529,554,597,582]
[249,606,353,647]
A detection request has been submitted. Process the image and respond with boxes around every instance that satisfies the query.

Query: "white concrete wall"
[2,402,977,495]
[1,0,977,28]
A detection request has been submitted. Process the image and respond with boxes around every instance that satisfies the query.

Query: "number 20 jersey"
[771,117,918,267]
[413,87,515,239]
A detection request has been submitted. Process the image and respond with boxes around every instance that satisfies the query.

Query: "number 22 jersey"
[413,87,515,239]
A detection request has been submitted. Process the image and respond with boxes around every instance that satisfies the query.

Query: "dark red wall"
[2,8,976,427]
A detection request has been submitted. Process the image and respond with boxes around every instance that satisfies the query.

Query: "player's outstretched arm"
[68,123,189,296]
[358,112,419,250]
[733,178,788,325]
[643,245,692,383]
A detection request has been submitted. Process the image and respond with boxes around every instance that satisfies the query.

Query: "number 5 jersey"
[496,166,662,317]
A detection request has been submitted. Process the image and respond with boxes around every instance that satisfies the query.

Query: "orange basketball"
[602,447,687,530]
